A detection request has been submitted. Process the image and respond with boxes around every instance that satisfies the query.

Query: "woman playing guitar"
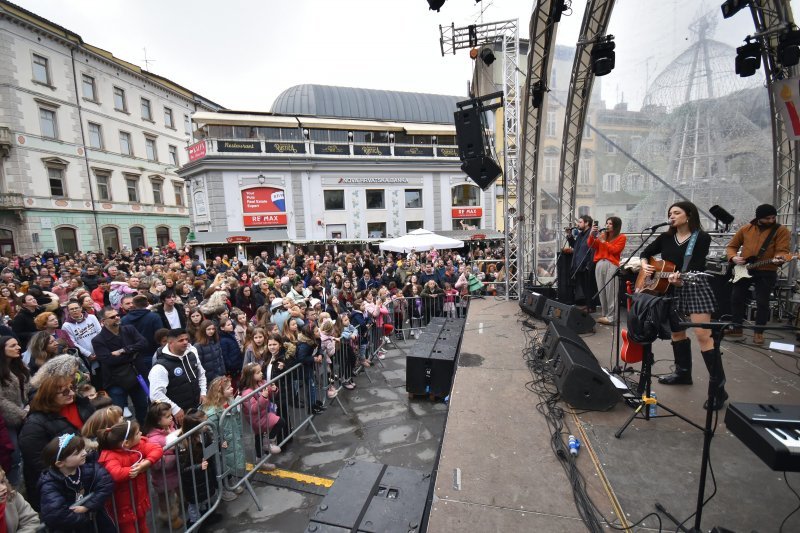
[640,201,727,410]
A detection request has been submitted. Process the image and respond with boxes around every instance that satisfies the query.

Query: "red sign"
[244,214,288,227]
[452,207,483,219]
[471,234,487,240]
[242,187,286,214]
[226,236,252,244]
[187,141,207,162]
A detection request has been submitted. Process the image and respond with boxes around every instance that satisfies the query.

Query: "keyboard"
[725,403,800,472]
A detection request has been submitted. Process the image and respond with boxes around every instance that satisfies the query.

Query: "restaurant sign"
[264,141,305,154]
[226,236,252,244]
[395,146,434,157]
[218,140,261,153]
[354,144,391,156]
[452,207,483,219]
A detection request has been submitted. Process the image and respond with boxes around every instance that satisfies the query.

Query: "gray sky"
[12,0,785,112]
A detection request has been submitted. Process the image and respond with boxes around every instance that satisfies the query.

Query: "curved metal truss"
[518,0,562,295]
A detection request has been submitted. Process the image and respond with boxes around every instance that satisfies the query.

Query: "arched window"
[451,184,481,207]
[156,226,170,247]
[55,227,78,254]
[129,226,145,249]
[101,226,120,253]
[179,226,190,244]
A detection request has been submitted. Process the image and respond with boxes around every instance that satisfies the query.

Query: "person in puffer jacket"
[192,320,226,383]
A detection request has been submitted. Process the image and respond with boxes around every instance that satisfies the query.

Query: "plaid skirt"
[672,276,717,315]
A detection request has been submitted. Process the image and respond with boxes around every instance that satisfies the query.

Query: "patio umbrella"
[379,228,465,253]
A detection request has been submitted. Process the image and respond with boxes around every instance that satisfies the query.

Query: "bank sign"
[242,187,288,227]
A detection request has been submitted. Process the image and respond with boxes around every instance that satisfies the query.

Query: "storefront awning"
[435,229,506,241]
[192,111,299,129]
[187,229,289,246]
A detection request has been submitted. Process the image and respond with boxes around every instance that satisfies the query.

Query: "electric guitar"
[621,281,643,364]
[729,254,799,284]
[634,258,711,295]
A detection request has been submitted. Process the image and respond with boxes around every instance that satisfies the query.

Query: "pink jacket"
[146,426,180,491]
[242,386,280,434]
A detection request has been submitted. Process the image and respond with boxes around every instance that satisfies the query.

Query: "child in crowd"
[178,409,219,527]
[319,319,338,399]
[239,363,284,466]
[143,402,182,529]
[335,313,357,389]
[97,420,163,533]
[443,282,458,319]
[0,465,40,532]
[202,376,246,500]
[38,434,115,533]
[80,406,124,449]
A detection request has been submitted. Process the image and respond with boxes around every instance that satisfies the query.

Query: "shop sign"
[471,234,487,240]
[354,144,391,156]
[314,143,348,155]
[452,207,483,219]
[337,177,410,184]
[437,146,460,157]
[217,140,262,153]
[264,142,305,154]
[187,141,207,162]
[226,236,251,244]
[244,214,288,227]
[395,145,434,157]
[242,187,287,227]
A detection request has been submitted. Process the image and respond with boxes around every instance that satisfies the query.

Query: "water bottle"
[568,435,580,457]
[649,392,658,417]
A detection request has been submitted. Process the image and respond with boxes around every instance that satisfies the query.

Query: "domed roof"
[271,84,465,124]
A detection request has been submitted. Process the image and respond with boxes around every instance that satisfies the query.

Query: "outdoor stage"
[427,298,800,532]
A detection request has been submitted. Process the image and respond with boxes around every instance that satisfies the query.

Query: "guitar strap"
[681,231,699,272]
[755,224,780,260]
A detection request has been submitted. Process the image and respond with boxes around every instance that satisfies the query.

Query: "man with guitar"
[725,204,790,345]
[640,201,727,410]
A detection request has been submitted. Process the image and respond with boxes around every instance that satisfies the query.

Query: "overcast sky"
[12,0,782,112]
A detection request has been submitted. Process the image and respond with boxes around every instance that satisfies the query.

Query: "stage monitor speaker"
[519,290,547,319]
[542,299,595,334]
[549,339,620,411]
[454,106,486,160]
[539,321,588,360]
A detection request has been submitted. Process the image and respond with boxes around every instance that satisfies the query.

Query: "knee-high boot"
[658,339,693,385]
[700,348,728,410]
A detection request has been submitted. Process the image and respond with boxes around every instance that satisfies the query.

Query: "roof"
[187,229,289,246]
[436,229,505,241]
[271,85,465,124]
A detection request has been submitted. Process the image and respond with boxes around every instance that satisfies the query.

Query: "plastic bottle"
[649,392,658,417]
[568,435,580,457]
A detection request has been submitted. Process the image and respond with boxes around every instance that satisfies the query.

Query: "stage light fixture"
[552,1,569,23]
[591,38,616,77]
[427,0,446,12]
[709,205,735,225]
[531,81,546,109]
[721,0,750,19]
[735,40,761,77]
[479,47,496,66]
[777,29,800,67]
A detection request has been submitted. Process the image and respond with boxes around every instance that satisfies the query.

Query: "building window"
[95,172,111,201]
[179,226,190,244]
[405,189,423,208]
[113,87,127,112]
[365,189,385,209]
[544,157,557,183]
[81,74,96,101]
[406,220,424,232]
[452,184,481,207]
[578,162,590,185]
[367,222,386,238]
[546,110,556,138]
[174,183,184,206]
[101,226,120,253]
[145,136,157,161]
[126,176,139,202]
[164,107,174,129]
[606,135,618,154]
[168,145,178,166]
[48,167,65,197]
[32,54,50,85]
[602,173,620,192]
[631,136,642,154]
[141,98,152,121]
[453,218,481,231]
[129,226,145,249]
[87,122,103,149]
[184,114,191,135]
[323,190,345,210]
[55,227,78,254]
[156,226,170,247]
[151,179,163,204]
[119,131,132,155]
[39,107,58,139]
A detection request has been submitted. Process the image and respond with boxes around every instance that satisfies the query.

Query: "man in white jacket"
[61,300,102,380]
[148,328,206,426]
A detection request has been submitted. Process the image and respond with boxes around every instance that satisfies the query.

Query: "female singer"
[640,201,727,410]
[588,217,626,325]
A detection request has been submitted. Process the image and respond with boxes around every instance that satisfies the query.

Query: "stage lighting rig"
[735,38,761,77]
[591,36,616,77]
[777,29,800,68]
[721,0,751,19]
[552,1,570,23]
[479,47,496,65]
[428,0,446,12]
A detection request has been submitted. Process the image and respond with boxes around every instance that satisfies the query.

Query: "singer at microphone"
[588,217,625,325]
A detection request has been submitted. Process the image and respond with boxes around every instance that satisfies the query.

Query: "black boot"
[658,339,693,385]
[701,349,728,410]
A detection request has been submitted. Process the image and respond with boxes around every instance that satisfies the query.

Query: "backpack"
[626,293,675,344]
[109,288,124,309]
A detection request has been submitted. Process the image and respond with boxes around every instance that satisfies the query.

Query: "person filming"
[588,217,626,326]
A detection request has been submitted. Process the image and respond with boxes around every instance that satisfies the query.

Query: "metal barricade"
[386,295,469,341]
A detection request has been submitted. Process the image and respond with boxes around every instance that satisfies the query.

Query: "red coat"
[98,437,163,525]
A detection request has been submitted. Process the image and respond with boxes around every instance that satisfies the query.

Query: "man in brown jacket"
[725,204,790,344]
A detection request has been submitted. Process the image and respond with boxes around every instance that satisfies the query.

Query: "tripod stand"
[614,342,703,438]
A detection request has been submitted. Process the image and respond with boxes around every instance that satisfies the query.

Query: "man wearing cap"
[149,328,206,426]
[725,203,790,344]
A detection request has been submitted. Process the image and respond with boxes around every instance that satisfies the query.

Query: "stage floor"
[427,298,800,532]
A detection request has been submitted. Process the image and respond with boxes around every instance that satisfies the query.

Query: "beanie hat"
[755,204,777,219]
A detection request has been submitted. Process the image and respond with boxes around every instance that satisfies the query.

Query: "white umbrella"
[379,228,465,253]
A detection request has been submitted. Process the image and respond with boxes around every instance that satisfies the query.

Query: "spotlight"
[552,1,569,23]
[735,40,761,77]
[778,29,800,67]
[531,81,546,109]
[479,47,496,66]
[709,205,735,225]
[427,0,446,12]
[721,0,750,19]
[591,38,615,77]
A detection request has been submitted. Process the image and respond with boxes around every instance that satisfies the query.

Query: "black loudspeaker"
[454,106,486,160]
[460,156,502,190]
[550,342,620,410]
[519,290,547,319]
[542,299,595,334]
[539,321,586,360]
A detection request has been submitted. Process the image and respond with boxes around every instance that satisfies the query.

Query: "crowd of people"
[0,242,503,531]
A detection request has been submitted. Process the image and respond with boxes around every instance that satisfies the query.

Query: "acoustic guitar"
[634,257,711,295]
[621,280,643,364]
[729,253,799,284]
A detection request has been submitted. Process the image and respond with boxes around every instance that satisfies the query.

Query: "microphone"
[647,221,672,231]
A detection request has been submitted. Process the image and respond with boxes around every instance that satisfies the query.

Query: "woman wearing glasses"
[18,366,95,510]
